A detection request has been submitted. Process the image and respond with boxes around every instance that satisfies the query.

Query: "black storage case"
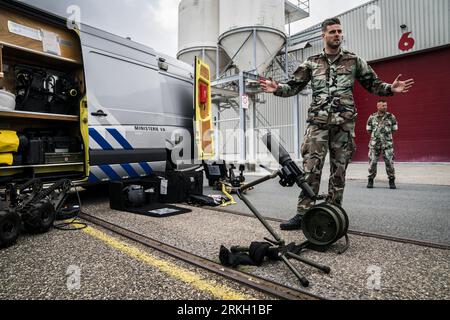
[159,170,203,204]
[203,161,227,186]
[26,139,45,164]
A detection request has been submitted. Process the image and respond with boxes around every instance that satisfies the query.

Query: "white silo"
[177,0,231,79]
[219,0,286,75]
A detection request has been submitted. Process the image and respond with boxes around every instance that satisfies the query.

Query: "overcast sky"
[18,0,371,56]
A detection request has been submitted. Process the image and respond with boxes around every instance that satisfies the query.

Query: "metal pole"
[253,28,257,74]
[293,95,301,159]
[216,45,220,80]
[253,96,257,162]
[214,110,220,159]
[280,255,309,287]
[286,252,331,274]
[284,41,289,80]
[237,190,282,243]
[0,44,4,81]
[239,71,246,162]
[248,96,256,163]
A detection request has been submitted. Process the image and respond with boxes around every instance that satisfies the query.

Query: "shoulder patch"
[308,54,322,62]
[342,50,357,58]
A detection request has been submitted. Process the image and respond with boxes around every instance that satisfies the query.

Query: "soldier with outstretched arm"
[259,17,414,230]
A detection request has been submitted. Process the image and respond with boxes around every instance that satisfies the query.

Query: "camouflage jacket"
[274,49,393,125]
[367,112,398,149]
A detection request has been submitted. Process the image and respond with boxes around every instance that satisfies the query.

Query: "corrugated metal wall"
[216,0,450,161]
[292,0,450,62]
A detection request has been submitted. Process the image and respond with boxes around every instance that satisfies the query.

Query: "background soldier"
[367,100,398,189]
[259,17,414,231]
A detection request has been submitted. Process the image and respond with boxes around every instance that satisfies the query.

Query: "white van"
[0,0,194,185]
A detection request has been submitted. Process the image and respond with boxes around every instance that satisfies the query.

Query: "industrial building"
[178,0,450,163]
[1,0,449,302]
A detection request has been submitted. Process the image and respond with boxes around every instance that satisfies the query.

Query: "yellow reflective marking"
[78,224,254,300]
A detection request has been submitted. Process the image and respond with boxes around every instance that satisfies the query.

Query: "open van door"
[194,57,214,161]
[0,1,88,184]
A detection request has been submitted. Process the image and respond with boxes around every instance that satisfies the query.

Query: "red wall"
[353,46,450,162]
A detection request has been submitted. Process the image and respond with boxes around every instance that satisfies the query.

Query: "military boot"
[389,178,397,190]
[367,178,374,189]
[280,214,303,231]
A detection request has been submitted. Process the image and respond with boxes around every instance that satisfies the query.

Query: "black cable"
[53,182,87,231]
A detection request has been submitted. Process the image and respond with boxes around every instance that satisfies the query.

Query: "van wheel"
[0,210,21,249]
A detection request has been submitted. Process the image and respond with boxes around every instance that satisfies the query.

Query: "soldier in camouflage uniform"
[367,100,398,189]
[259,17,414,230]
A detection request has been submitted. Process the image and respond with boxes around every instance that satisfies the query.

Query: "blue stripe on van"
[99,165,122,181]
[107,128,134,150]
[89,128,114,150]
[88,172,100,183]
[139,162,153,175]
[120,164,141,178]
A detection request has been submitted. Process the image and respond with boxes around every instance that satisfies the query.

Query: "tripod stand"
[235,170,331,288]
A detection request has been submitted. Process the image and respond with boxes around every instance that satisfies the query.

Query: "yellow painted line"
[76,223,255,300]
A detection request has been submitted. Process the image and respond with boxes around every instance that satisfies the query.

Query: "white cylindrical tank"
[177,0,231,79]
[219,0,286,74]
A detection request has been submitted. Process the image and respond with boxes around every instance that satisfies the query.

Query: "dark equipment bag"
[159,169,203,204]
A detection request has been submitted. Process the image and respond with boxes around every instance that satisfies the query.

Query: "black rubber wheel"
[0,210,21,249]
[22,200,56,234]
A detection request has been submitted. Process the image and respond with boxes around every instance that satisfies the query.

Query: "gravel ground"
[0,223,271,300]
[80,202,450,300]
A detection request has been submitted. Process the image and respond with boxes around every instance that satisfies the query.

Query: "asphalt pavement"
[205,176,450,246]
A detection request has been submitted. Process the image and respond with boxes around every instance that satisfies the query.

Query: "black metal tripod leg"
[237,191,284,244]
[280,254,309,287]
[338,234,350,255]
[286,252,331,274]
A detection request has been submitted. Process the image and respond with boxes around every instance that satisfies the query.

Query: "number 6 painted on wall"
[398,32,415,51]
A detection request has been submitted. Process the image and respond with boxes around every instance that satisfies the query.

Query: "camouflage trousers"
[298,123,356,214]
[368,145,396,179]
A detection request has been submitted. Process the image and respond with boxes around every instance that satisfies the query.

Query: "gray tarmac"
[205,176,450,245]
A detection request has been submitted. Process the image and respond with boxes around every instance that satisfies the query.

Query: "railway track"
[78,212,325,301]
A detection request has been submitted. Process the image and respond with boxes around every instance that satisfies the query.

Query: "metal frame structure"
[211,1,310,163]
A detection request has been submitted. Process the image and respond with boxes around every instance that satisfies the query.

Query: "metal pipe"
[237,190,282,243]
[280,255,309,287]
[239,71,246,162]
[240,172,278,191]
[216,45,220,80]
[286,252,331,274]
[253,28,257,74]
[293,95,301,159]
[0,44,4,82]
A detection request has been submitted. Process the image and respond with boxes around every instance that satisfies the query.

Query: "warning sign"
[242,94,249,110]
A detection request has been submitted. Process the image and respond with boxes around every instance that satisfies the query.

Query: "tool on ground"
[225,133,349,287]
